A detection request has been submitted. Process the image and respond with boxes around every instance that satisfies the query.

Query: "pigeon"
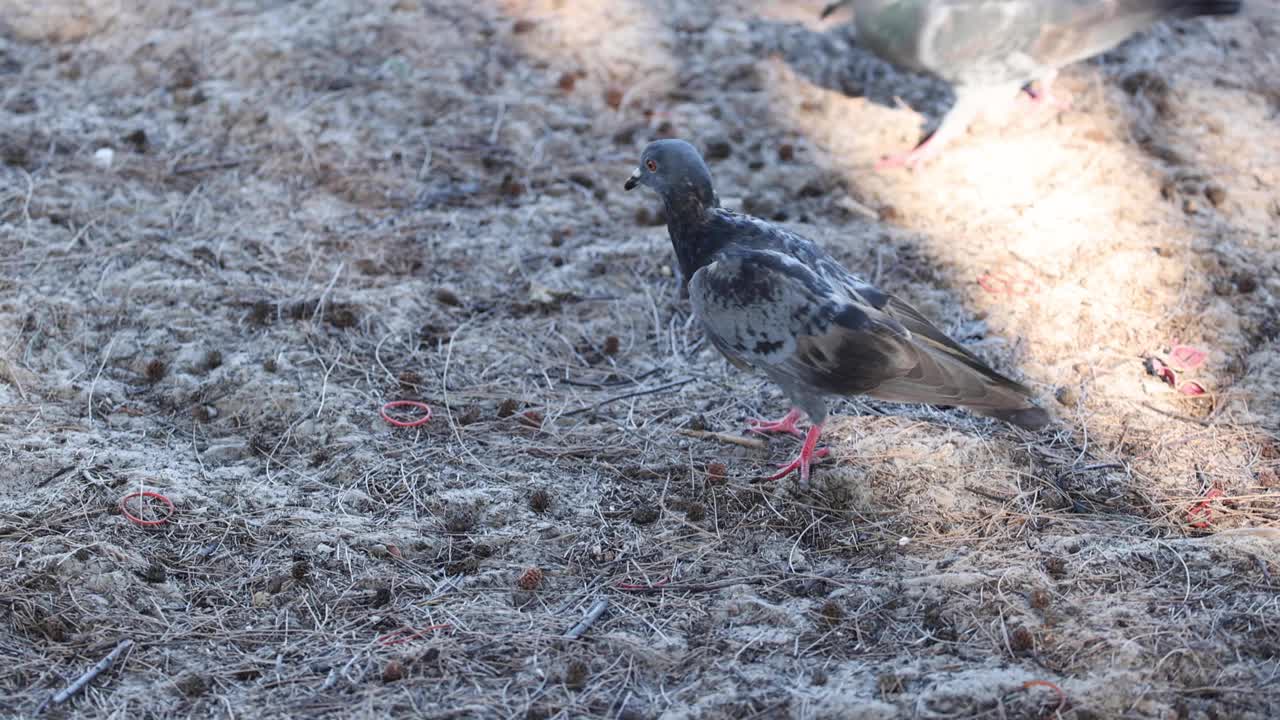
[820,0,1244,168]
[624,139,1048,482]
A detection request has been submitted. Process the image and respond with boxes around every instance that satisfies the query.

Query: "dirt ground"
[2,1,1279,718]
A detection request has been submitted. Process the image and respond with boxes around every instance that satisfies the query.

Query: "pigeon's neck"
[664,202,723,284]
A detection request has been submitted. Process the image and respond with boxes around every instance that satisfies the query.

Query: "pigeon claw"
[875,143,942,171]
[747,408,806,437]
[765,447,830,483]
[761,423,828,483]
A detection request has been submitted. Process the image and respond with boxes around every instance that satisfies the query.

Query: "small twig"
[564,598,610,640]
[1133,401,1214,427]
[39,639,133,713]
[86,336,117,425]
[563,378,695,417]
[558,368,661,389]
[678,429,766,450]
[171,158,244,175]
[964,484,1017,504]
[612,577,766,595]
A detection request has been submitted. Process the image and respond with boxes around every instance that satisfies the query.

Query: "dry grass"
[1,0,1279,718]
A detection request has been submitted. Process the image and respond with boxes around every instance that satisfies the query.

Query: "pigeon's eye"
[645,159,658,172]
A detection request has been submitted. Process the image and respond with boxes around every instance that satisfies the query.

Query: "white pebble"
[93,147,115,169]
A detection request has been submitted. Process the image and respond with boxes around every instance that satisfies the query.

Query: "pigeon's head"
[624,139,717,210]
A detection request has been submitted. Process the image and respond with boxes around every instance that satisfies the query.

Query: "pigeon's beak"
[624,167,642,191]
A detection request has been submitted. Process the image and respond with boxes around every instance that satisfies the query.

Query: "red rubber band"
[380,400,432,428]
[978,268,1038,297]
[1022,680,1067,712]
[120,491,175,527]
[1187,488,1223,529]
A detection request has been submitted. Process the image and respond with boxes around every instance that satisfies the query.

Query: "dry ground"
[2,1,1279,718]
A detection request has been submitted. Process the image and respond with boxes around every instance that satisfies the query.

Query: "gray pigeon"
[624,139,1048,482]
[820,0,1243,168]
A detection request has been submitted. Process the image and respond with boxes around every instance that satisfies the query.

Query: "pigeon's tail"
[973,405,1051,432]
[865,339,1051,431]
[1153,0,1243,18]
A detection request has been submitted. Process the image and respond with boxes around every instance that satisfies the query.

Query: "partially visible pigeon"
[624,139,1048,482]
[820,0,1244,168]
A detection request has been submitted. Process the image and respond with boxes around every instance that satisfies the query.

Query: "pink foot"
[875,140,944,171]
[747,408,805,437]
[762,424,829,483]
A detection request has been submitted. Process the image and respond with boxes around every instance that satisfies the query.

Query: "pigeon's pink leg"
[747,407,805,437]
[877,84,1017,171]
[764,423,829,483]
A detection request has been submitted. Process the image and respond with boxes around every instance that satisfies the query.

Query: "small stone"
[1233,271,1257,294]
[819,599,843,625]
[499,174,525,197]
[704,137,732,161]
[382,659,405,683]
[252,590,271,608]
[1204,185,1227,208]
[144,358,167,383]
[266,574,289,594]
[529,488,552,513]
[93,147,115,169]
[176,673,209,698]
[497,398,519,418]
[443,508,476,534]
[123,129,148,152]
[565,659,589,690]
[435,286,462,307]
[1055,386,1078,406]
[631,505,660,525]
[604,87,624,110]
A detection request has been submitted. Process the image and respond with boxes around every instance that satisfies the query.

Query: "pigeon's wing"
[857,0,1232,84]
[689,248,920,396]
[1029,0,1241,68]
[692,247,1049,428]
[855,0,1056,80]
[935,0,1238,74]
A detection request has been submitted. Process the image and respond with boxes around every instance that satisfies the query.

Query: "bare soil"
[2,1,1279,718]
